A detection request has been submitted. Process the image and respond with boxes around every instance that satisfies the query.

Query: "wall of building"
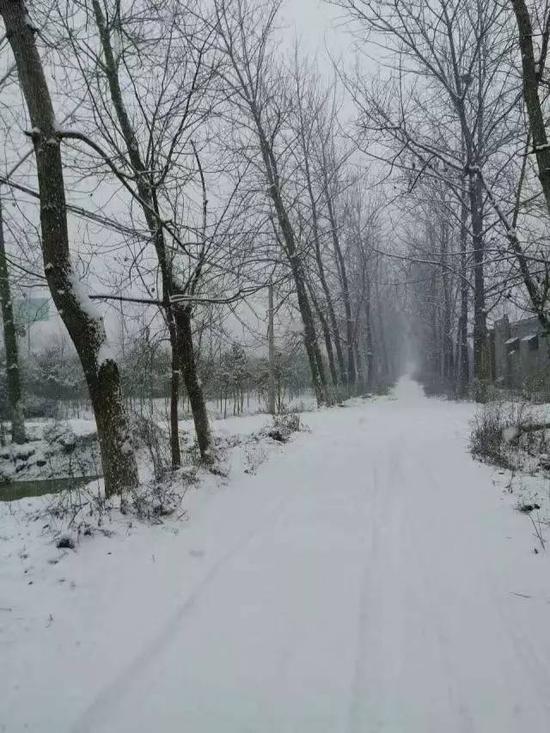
[492,315,550,389]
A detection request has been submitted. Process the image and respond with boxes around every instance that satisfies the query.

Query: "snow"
[66,270,103,322]
[0,419,103,483]
[97,340,116,366]
[3,379,550,731]
[503,425,519,443]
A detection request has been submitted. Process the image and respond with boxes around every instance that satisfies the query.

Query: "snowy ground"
[0,393,314,485]
[3,379,550,732]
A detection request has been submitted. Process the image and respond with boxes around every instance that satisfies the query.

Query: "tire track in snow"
[402,453,477,733]
[64,382,550,732]
[346,461,382,733]
[72,482,306,733]
[404,442,550,731]
[347,433,408,733]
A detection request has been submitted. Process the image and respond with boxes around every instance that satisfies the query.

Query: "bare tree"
[331,0,528,388]
[291,64,346,390]
[210,0,330,405]
[0,0,139,495]
[48,0,221,462]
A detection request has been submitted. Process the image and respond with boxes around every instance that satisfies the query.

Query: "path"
[4,379,550,732]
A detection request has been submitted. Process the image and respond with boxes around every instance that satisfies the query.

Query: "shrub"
[522,369,550,403]
[470,400,532,468]
[128,412,169,480]
[263,412,303,443]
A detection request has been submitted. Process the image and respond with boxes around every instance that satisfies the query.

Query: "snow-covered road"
[4,379,550,732]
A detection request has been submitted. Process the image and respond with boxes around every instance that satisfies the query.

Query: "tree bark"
[457,188,470,396]
[0,193,25,443]
[307,277,338,389]
[174,305,212,459]
[468,171,487,383]
[300,127,346,386]
[364,272,375,391]
[267,283,276,415]
[325,189,356,390]
[511,0,550,214]
[440,216,454,381]
[0,0,139,495]
[169,322,181,469]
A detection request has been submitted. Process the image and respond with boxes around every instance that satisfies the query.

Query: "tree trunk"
[267,283,276,415]
[169,322,181,469]
[293,269,327,406]
[325,192,356,390]
[244,100,327,405]
[440,218,454,381]
[468,171,487,383]
[174,306,212,460]
[374,278,389,382]
[458,191,470,396]
[1,0,138,496]
[301,137,346,386]
[511,0,550,214]
[307,278,338,389]
[364,275,375,391]
[0,193,26,443]
[353,337,364,393]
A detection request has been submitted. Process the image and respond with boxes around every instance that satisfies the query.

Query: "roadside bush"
[43,471,190,541]
[470,401,532,468]
[522,369,550,403]
[418,375,446,398]
[124,476,189,522]
[265,413,302,443]
[471,378,492,404]
[128,412,169,480]
[274,413,301,433]
[374,381,394,397]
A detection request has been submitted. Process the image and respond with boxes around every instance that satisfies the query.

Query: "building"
[491,314,550,389]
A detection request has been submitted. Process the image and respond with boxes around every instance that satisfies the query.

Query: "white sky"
[282,0,350,65]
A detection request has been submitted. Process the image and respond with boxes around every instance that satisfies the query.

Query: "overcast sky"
[282,0,349,64]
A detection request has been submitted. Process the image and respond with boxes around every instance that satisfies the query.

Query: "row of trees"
[2,0,546,493]
[0,0,399,495]
[330,0,550,395]
[0,332,314,421]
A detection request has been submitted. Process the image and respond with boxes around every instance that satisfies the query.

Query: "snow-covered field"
[3,379,550,732]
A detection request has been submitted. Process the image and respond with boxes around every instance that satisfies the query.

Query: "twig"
[530,513,546,551]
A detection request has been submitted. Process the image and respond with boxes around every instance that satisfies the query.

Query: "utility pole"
[267,282,276,415]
